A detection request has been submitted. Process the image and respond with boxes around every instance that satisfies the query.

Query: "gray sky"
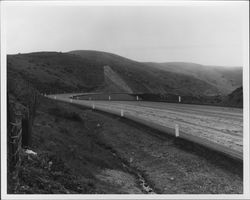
[4,2,247,66]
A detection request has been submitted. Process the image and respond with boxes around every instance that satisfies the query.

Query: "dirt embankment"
[17,97,148,194]
[17,97,242,194]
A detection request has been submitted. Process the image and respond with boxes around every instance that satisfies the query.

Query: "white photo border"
[1,0,249,199]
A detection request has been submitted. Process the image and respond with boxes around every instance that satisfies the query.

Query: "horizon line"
[6,49,243,68]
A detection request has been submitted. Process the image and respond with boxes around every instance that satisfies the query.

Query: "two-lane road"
[47,93,243,161]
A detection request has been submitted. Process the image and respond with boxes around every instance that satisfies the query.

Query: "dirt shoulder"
[17,97,242,194]
[84,109,242,194]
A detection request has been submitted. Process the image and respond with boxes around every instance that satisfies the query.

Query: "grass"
[14,97,129,194]
[9,95,243,194]
[8,51,242,107]
[7,50,229,97]
[17,150,96,194]
[48,107,82,122]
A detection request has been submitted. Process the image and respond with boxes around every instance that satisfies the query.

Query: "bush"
[48,108,82,122]
[66,112,82,122]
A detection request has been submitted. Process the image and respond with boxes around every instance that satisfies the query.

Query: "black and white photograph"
[1,0,249,199]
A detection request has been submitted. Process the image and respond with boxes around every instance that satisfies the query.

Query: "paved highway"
[47,93,243,161]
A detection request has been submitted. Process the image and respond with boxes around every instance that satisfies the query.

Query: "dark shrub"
[48,108,82,122]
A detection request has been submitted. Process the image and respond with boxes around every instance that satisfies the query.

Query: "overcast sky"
[4,2,247,66]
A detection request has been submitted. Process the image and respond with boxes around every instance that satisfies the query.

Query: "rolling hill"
[145,62,242,95]
[223,86,243,108]
[7,50,242,105]
[68,50,223,95]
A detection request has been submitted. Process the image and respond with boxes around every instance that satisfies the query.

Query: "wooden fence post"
[7,95,14,171]
[22,111,31,148]
[7,94,23,192]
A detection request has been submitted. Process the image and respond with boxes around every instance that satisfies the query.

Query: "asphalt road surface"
[47,93,243,161]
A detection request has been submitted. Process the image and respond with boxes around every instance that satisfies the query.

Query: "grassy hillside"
[69,50,220,96]
[7,52,104,94]
[8,50,241,100]
[145,62,242,95]
[222,87,243,108]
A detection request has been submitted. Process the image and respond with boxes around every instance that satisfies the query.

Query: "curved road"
[47,93,243,161]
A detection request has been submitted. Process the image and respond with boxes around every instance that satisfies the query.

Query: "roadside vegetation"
[7,95,243,194]
[13,97,144,194]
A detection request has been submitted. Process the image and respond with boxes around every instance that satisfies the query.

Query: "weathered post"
[7,94,23,192]
[22,111,31,148]
[7,95,14,171]
[175,124,179,137]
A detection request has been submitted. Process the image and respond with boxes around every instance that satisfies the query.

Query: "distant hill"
[222,86,243,108]
[145,62,242,95]
[7,50,242,107]
[7,52,104,95]
[68,50,220,96]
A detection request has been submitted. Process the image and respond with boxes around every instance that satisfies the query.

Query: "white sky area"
[4,2,247,66]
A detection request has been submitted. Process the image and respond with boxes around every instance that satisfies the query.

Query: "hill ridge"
[7,50,242,98]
